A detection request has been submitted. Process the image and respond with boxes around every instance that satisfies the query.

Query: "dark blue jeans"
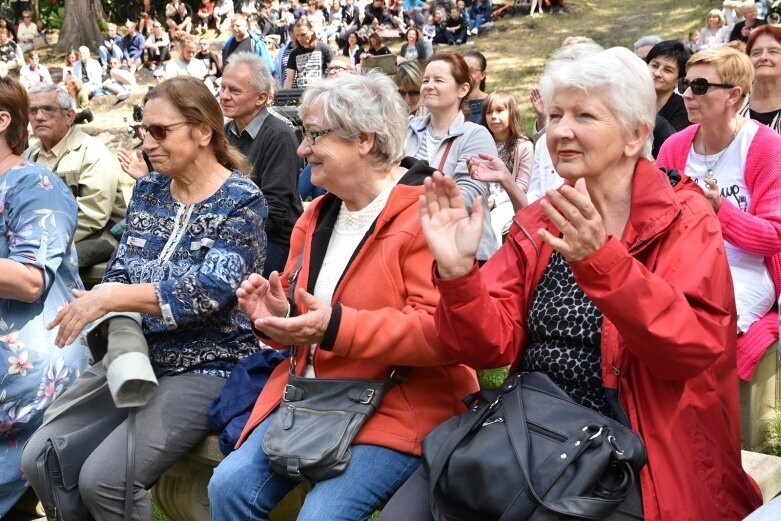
[208,412,421,521]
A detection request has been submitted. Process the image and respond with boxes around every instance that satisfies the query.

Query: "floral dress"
[0,162,88,517]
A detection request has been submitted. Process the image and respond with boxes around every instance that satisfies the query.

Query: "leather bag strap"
[437,138,455,173]
[124,408,137,521]
[501,375,634,520]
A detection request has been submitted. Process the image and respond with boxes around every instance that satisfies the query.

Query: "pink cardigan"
[656,123,781,380]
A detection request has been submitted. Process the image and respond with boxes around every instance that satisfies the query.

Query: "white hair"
[78,46,90,57]
[633,35,663,51]
[299,70,408,170]
[225,52,274,95]
[539,47,656,158]
[29,83,72,110]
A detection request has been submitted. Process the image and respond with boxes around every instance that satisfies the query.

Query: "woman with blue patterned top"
[22,76,268,521]
[0,77,89,518]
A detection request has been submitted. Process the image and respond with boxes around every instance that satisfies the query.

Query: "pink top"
[656,123,781,379]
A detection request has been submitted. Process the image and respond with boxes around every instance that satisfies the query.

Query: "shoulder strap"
[124,408,137,521]
[437,138,455,173]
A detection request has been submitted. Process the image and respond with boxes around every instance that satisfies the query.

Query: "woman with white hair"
[381,47,762,520]
[207,70,478,520]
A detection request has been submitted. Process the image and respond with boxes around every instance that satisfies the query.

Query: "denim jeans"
[98,44,123,66]
[208,412,421,521]
[468,14,483,32]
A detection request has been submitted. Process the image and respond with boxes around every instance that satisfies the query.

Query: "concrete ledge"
[743,450,781,503]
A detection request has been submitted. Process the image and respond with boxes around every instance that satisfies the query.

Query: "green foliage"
[152,500,169,521]
[764,408,781,457]
[477,367,509,389]
[39,1,64,30]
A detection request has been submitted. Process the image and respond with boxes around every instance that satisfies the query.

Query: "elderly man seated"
[72,46,104,97]
[24,84,127,268]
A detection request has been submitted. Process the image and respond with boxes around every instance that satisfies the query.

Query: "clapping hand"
[537,179,606,262]
[468,153,511,184]
[252,288,332,345]
[236,272,290,325]
[118,148,149,180]
[418,172,481,279]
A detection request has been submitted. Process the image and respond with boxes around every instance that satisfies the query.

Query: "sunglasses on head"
[678,77,735,95]
[138,121,188,141]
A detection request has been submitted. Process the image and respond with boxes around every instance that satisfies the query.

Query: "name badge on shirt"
[127,237,146,248]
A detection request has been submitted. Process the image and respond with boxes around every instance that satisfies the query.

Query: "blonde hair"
[705,9,726,28]
[687,46,753,101]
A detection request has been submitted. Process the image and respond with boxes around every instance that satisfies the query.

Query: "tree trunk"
[56,0,103,52]
[90,0,107,21]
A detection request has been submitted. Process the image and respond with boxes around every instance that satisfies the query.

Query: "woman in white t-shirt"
[657,46,781,378]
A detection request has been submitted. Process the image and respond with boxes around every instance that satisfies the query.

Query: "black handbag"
[262,357,408,482]
[422,372,647,521]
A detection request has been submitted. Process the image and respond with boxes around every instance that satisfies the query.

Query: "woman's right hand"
[419,172,482,280]
[469,153,511,184]
[236,271,290,325]
[118,148,149,180]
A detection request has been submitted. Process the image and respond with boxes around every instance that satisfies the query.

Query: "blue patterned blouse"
[103,170,268,377]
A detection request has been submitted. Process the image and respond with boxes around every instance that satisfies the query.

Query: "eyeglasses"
[29,105,67,117]
[678,77,735,95]
[138,121,189,141]
[397,89,420,98]
[326,65,348,75]
[303,127,335,145]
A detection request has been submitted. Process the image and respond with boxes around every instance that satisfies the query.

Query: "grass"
[464,0,712,124]
[764,408,781,457]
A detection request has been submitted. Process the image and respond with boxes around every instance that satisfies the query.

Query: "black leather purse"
[422,372,647,521]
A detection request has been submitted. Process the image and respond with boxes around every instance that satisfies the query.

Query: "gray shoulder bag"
[262,248,409,482]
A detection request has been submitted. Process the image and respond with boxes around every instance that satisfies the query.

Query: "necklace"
[701,120,738,179]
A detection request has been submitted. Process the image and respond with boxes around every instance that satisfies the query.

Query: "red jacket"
[434,159,762,520]
[656,123,781,380]
[237,166,479,455]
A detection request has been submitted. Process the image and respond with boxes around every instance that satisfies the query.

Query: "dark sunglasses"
[138,121,188,141]
[398,89,420,98]
[678,77,735,95]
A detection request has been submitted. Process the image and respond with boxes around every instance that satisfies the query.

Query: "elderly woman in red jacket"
[381,47,761,521]
[656,46,781,382]
[207,71,478,520]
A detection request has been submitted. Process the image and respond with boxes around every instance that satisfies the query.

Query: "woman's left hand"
[47,289,108,348]
[254,288,332,345]
[537,180,606,262]
[702,178,722,211]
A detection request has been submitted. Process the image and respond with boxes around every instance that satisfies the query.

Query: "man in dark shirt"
[220,51,303,276]
[222,14,254,63]
[121,20,145,74]
[196,37,222,78]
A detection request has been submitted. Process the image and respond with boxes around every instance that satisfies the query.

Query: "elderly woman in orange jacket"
[207,71,478,520]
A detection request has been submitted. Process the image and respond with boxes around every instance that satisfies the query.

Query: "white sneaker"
[472,27,478,35]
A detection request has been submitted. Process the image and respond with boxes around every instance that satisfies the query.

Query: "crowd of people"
[0,0,780,519]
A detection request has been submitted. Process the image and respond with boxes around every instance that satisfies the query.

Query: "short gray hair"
[29,83,72,110]
[539,47,655,158]
[225,51,274,95]
[633,35,662,51]
[299,71,407,170]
